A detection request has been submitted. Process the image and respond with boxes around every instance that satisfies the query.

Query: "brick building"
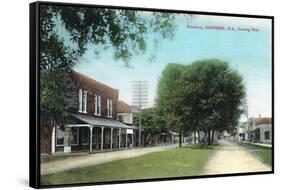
[41,71,138,154]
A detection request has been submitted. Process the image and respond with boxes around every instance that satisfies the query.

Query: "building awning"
[167,130,179,136]
[71,113,138,130]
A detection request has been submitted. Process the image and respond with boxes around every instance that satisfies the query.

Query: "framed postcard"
[29,1,274,188]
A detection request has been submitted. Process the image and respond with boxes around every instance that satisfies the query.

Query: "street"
[202,140,271,175]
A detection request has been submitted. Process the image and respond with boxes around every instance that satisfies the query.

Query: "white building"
[117,100,133,125]
[251,117,272,144]
[237,122,247,142]
[245,116,272,144]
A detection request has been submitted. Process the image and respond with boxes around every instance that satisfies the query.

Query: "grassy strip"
[41,145,214,185]
[240,143,272,166]
[41,154,86,164]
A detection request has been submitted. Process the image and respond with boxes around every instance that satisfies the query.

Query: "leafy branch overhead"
[40,5,179,71]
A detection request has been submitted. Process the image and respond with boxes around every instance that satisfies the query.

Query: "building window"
[118,115,123,122]
[71,128,79,145]
[79,89,87,113]
[79,89,83,112]
[56,126,64,146]
[82,91,87,113]
[107,98,113,118]
[264,131,270,140]
[82,128,89,145]
[95,94,101,116]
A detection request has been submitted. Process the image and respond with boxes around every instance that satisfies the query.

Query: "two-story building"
[41,71,138,154]
[117,100,138,147]
[250,117,272,144]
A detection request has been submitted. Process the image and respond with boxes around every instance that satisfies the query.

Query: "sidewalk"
[202,140,271,175]
[41,144,178,175]
[242,141,272,148]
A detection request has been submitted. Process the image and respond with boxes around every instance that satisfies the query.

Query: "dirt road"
[202,140,271,175]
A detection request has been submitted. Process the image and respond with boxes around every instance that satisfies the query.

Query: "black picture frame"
[30,1,274,189]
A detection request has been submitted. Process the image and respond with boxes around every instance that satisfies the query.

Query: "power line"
[131,81,149,147]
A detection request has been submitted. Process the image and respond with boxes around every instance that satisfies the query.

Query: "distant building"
[117,100,136,147]
[250,117,272,144]
[237,122,248,141]
[222,131,232,140]
[117,100,133,125]
[238,116,272,144]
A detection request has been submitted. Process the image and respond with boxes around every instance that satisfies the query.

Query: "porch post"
[89,126,93,153]
[63,127,71,153]
[96,128,99,150]
[51,126,56,154]
[132,130,134,148]
[125,130,128,148]
[110,127,113,150]
[118,128,121,149]
[101,127,104,151]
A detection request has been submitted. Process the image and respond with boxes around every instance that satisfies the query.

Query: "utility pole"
[131,81,148,147]
[243,97,250,142]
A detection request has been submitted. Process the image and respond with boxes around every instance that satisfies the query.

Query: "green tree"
[40,70,78,126]
[40,70,66,123]
[157,64,188,147]
[182,59,245,144]
[40,5,183,129]
[157,59,245,145]
[133,108,166,146]
[40,5,178,70]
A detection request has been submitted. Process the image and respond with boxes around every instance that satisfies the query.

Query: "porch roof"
[71,113,138,130]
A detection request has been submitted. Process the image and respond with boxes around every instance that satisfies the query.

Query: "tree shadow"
[185,144,218,150]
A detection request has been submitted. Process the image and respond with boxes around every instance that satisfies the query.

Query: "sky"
[69,12,272,120]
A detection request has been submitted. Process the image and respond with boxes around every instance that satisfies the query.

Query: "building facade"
[236,122,247,142]
[117,101,133,125]
[41,71,138,154]
[236,116,272,144]
[250,117,272,144]
[116,100,137,147]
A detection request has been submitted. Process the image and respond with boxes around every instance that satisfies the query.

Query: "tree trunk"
[193,130,196,144]
[179,128,182,147]
[208,129,211,145]
[145,133,151,146]
[197,130,201,143]
[40,117,54,154]
[143,133,146,146]
[211,130,215,143]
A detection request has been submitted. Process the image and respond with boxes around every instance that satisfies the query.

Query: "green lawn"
[41,145,214,185]
[240,143,272,166]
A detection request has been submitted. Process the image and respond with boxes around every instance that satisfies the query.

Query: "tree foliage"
[133,107,166,146]
[40,5,181,126]
[157,64,187,146]
[40,5,178,71]
[40,70,78,125]
[157,59,245,145]
[40,70,67,123]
